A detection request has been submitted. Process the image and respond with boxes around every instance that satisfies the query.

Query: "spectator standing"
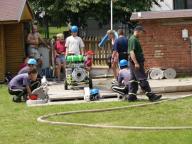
[65,25,85,55]
[54,33,66,81]
[107,30,118,81]
[113,29,128,62]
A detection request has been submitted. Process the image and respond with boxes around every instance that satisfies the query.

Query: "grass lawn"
[39,26,68,38]
[1,85,192,144]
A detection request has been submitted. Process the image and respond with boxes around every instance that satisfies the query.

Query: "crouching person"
[111,59,130,100]
[8,68,40,102]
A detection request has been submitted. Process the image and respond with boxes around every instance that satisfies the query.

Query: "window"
[174,0,192,9]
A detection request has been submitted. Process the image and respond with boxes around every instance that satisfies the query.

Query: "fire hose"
[37,95,192,130]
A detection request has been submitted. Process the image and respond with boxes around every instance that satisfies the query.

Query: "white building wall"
[151,0,173,11]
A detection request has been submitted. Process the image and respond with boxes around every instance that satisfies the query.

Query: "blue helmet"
[90,89,99,95]
[27,58,37,65]
[71,25,78,33]
[119,59,128,68]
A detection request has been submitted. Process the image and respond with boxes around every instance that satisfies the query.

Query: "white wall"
[151,0,173,11]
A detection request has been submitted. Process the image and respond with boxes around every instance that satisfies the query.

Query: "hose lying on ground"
[37,95,192,130]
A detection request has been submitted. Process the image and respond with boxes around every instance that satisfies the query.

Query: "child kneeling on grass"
[8,68,40,102]
[111,59,130,99]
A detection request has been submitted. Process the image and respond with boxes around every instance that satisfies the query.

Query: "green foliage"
[29,0,159,27]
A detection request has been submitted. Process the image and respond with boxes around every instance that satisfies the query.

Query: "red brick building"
[131,10,192,74]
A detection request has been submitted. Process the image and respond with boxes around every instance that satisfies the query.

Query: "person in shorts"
[55,33,66,81]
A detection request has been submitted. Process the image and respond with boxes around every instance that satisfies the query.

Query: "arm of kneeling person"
[26,86,32,96]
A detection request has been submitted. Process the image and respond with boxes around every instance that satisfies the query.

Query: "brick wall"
[139,19,192,74]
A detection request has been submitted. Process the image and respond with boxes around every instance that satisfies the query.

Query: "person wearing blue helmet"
[65,25,85,55]
[111,59,130,99]
[18,58,37,74]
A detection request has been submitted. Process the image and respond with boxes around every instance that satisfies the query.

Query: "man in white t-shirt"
[65,25,85,55]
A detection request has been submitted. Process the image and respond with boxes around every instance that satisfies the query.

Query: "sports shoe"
[128,94,138,102]
[12,95,21,103]
[147,93,162,102]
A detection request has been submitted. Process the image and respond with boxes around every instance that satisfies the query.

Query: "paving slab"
[27,92,192,107]
[25,77,192,107]
[47,78,192,101]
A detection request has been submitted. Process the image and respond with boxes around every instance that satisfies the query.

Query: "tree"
[29,0,159,37]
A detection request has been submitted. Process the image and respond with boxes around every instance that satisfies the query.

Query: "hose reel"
[72,68,86,82]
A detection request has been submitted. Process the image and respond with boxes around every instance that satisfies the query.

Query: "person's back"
[8,73,29,90]
[118,68,130,86]
[111,59,130,97]
[113,29,128,62]
[114,36,128,53]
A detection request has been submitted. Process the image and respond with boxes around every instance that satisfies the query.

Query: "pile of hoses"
[37,95,192,130]
[148,68,176,80]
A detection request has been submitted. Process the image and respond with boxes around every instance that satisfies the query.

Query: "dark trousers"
[8,81,41,97]
[119,53,128,62]
[129,61,151,96]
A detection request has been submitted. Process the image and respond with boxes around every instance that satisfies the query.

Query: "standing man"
[27,25,50,66]
[128,26,162,102]
[107,30,118,81]
[65,25,85,55]
[113,29,128,62]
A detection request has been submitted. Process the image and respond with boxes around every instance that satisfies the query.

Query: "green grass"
[1,85,192,144]
[39,26,68,38]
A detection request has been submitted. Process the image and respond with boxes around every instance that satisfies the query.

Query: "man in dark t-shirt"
[113,29,128,62]
[128,26,162,102]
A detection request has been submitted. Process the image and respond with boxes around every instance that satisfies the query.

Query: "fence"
[83,36,112,66]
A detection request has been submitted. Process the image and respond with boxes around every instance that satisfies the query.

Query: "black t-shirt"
[113,36,128,53]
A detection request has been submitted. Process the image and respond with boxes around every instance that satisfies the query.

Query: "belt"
[119,52,128,54]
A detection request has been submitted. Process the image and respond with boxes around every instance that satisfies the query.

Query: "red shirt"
[19,63,27,70]
[84,57,93,67]
[55,40,66,54]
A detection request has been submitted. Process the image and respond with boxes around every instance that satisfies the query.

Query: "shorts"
[28,46,41,60]
[56,54,65,64]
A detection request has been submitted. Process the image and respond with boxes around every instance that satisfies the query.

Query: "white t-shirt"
[65,35,85,55]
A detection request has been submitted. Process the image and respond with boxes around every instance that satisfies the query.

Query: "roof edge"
[131,9,192,21]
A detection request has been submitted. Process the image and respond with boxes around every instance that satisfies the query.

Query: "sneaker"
[147,93,162,102]
[12,95,21,103]
[128,94,137,102]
